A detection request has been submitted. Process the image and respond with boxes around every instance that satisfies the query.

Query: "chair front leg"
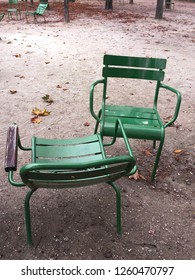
[108,182,121,236]
[151,137,164,181]
[24,188,37,246]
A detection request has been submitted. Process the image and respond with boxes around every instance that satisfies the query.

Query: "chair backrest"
[36,3,48,15]
[19,136,135,190]
[9,0,19,5]
[103,55,167,81]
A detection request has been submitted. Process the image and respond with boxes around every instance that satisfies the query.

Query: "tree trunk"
[155,0,164,19]
[64,0,70,23]
[105,0,113,10]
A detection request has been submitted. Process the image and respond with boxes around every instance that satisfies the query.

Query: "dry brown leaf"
[14,54,21,58]
[84,122,90,127]
[143,149,153,157]
[31,116,42,124]
[129,170,146,181]
[174,149,183,154]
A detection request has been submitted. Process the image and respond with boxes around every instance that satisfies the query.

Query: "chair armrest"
[107,119,135,157]
[159,83,182,128]
[5,124,29,187]
[5,124,19,172]
[90,79,105,123]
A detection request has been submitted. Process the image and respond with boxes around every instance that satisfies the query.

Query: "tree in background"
[64,0,70,22]
[105,0,113,10]
[155,0,165,19]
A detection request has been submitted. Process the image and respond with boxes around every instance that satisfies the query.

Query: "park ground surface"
[0,0,194,259]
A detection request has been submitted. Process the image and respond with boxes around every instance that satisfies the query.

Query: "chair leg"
[108,182,121,236]
[24,188,37,246]
[151,138,164,181]
[153,140,156,149]
[94,109,102,134]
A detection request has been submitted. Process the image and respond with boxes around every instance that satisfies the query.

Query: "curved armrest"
[160,83,182,128]
[106,119,135,156]
[5,124,19,172]
[5,124,31,187]
[90,79,105,123]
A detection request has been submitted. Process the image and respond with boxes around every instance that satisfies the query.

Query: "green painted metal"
[5,121,136,245]
[90,54,181,180]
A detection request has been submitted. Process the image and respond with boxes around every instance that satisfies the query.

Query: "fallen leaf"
[32,107,51,116]
[45,61,50,64]
[129,170,146,181]
[42,94,54,104]
[174,149,183,154]
[56,85,62,88]
[14,54,21,58]
[10,89,17,94]
[143,149,153,156]
[31,116,42,124]
[84,122,90,127]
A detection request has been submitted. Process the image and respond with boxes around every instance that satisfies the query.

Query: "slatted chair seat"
[5,121,136,245]
[103,105,163,140]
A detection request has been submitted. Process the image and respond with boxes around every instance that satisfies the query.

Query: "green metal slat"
[103,55,167,69]
[105,106,158,120]
[34,134,99,146]
[102,121,162,140]
[103,67,165,81]
[104,116,160,127]
[35,154,104,163]
[35,141,102,158]
[24,162,129,181]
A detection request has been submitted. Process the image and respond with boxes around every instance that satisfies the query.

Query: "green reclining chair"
[5,121,136,245]
[90,54,181,181]
[25,2,48,23]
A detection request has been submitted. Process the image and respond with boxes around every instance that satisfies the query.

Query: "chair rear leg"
[108,182,121,236]
[24,188,37,246]
[153,140,156,149]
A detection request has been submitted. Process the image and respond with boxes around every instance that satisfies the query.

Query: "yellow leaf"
[32,107,50,116]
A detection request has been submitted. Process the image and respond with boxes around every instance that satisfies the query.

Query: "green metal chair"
[5,121,136,245]
[25,2,48,23]
[7,0,21,20]
[90,54,181,181]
